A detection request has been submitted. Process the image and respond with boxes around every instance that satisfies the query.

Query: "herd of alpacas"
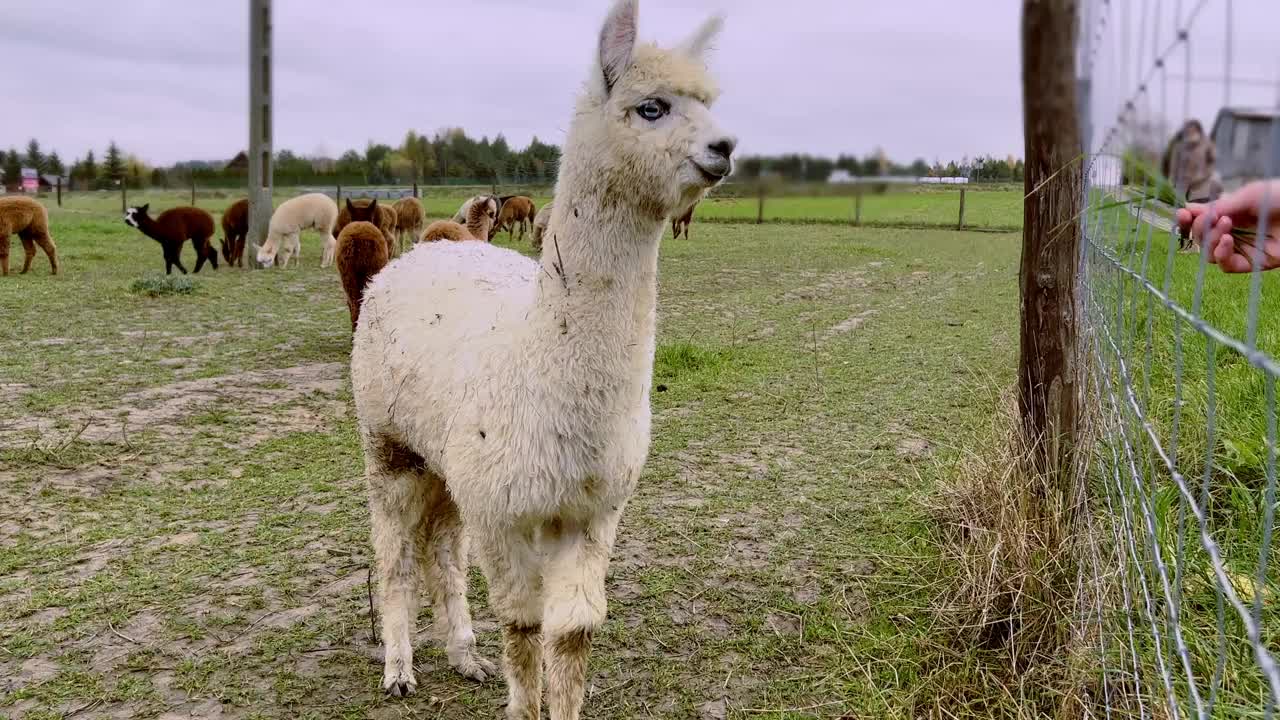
[2,3,731,718]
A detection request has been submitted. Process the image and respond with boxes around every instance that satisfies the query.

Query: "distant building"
[1210,107,1280,190]
[225,151,250,173]
[20,168,38,193]
[828,169,855,184]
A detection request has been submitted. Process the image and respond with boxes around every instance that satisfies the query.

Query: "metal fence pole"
[247,0,273,268]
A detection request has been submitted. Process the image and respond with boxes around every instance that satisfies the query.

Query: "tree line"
[733,151,1025,183]
[3,129,562,191]
[5,133,1024,191]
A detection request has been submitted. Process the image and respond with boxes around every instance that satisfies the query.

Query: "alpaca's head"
[347,198,380,223]
[123,204,150,230]
[569,0,736,220]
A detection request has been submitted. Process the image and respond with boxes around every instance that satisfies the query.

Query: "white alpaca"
[256,192,339,268]
[349,2,734,718]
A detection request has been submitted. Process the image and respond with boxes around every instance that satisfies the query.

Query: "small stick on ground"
[366,563,378,645]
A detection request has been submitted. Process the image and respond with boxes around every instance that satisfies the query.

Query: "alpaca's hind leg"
[0,234,9,275]
[321,233,336,268]
[193,241,208,274]
[28,231,58,274]
[477,532,545,720]
[543,511,622,720]
[424,496,496,683]
[19,236,36,274]
[365,435,430,697]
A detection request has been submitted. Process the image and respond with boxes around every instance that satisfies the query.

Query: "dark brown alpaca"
[336,199,390,331]
[221,198,249,267]
[124,204,218,275]
[335,198,398,250]
[671,201,697,240]
[0,196,59,276]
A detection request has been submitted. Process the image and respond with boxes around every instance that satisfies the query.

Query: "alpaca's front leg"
[478,533,546,720]
[543,512,621,720]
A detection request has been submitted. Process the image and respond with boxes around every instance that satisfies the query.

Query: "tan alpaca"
[0,196,58,276]
[392,196,425,253]
[348,2,735,718]
[257,192,339,268]
[421,196,499,243]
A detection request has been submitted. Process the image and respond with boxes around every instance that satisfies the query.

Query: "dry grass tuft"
[926,392,1106,719]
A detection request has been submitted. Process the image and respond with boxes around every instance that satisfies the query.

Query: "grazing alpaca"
[124,205,218,275]
[671,199,697,239]
[336,198,398,252]
[349,3,735,717]
[335,199,390,331]
[421,196,499,242]
[531,200,554,251]
[257,192,339,268]
[494,195,537,242]
[221,198,249,267]
[0,196,58,276]
[392,197,425,254]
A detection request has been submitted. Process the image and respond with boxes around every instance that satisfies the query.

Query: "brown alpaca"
[0,196,58,276]
[671,201,697,240]
[336,199,390,331]
[125,205,218,275]
[494,195,536,241]
[392,197,425,254]
[420,196,499,243]
[336,198,398,251]
[221,198,249,267]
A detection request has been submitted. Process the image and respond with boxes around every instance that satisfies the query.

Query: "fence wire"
[1080,0,1280,717]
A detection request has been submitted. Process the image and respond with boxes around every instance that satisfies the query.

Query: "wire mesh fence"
[1079,0,1280,715]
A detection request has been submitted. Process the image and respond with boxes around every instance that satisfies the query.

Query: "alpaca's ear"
[598,0,638,95]
[369,198,378,213]
[679,13,723,61]
[346,199,355,212]
[139,203,149,213]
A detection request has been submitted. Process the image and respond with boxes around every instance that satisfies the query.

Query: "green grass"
[128,275,197,297]
[0,196,1030,718]
[694,187,1022,230]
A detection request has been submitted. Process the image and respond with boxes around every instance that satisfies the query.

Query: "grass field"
[0,198,1027,719]
[39,184,1024,234]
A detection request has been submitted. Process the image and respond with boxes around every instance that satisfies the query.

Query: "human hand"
[1176,180,1280,273]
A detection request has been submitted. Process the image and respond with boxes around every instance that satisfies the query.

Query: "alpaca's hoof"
[450,651,497,682]
[382,667,417,697]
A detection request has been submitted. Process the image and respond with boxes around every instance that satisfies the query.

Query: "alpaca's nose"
[708,137,737,160]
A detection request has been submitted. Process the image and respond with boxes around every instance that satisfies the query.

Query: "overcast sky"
[1,1,1276,168]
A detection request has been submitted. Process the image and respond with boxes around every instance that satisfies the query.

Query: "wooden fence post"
[56,177,62,207]
[854,186,863,226]
[1019,0,1082,480]
[336,182,342,204]
[121,181,127,214]
[756,183,765,224]
[191,175,196,206]
[957,188,967,230]
[413,180,419,198]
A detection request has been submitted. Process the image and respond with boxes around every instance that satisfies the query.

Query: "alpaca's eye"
[636,99,669,122]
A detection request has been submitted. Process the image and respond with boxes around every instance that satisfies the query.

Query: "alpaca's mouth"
[693,162,727,185]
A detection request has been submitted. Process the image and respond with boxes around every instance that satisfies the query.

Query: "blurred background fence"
[29,178,1025,233]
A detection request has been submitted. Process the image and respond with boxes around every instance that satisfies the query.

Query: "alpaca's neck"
[137,217,165,242]
[466,216,491,241]
[526,177,665,392]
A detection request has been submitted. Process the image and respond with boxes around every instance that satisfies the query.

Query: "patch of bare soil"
[825,309,879,339]
[0,362,345,449]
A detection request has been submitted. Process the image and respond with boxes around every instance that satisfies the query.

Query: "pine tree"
[102,141,125,182]
[24,139,43,173]
[81,150,98,181]
[46,151,65,176]
[3,149,21,186]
